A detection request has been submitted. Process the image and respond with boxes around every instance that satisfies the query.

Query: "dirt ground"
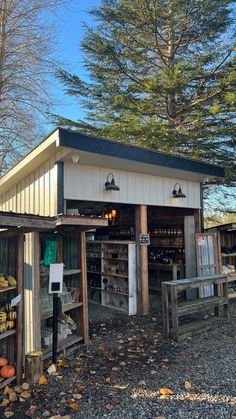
[1,298,236,419]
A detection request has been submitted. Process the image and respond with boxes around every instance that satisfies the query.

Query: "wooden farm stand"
[0,212,56,388]
[0,211,107,387]
[162,275,229,341]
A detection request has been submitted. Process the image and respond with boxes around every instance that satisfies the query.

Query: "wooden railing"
[162,275,229,341]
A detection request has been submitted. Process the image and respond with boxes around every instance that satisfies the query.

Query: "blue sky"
[50,0,101,124]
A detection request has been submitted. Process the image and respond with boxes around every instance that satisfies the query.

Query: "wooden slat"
[16,234,24,384]
[33,232,41,351]
[135,205,149,315]
[178,296,228,315]
[79,231,89,344]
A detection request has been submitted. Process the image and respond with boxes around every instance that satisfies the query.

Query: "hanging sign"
[139,234,150,245]
[11,294,22,307]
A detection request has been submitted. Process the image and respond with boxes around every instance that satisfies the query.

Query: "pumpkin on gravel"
[0,357,8,367]
[1,365,15,378]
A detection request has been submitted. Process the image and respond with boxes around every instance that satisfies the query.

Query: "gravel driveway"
[1,299,236,419]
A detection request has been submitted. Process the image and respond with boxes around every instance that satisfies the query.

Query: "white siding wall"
[0,154,63,216]
[64,162,201,208]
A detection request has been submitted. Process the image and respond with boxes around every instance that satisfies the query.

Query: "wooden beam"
[56,215,108,228]
[193,209,201,233]
[79,231,89,344]
[33,232,41,351]
[0,214,55,229]
[135,205,149,315]
[16,234,24,384]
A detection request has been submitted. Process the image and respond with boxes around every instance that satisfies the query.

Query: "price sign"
[11,294,22,307]
[139,234,150,245]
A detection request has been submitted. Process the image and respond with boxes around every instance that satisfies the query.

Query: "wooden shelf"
[40,269,81,278]
[150,234,184,238]
[101,257,128,261]
[88,285,101,290]
[150,244,184,248]
[0,286,16,293]
[0,375,16,389]
[87,270,101,275]
[102,289,128,296]
[101,272,128,278]
[41,302,83,320]
[0,328,16,341]
[222,253,236,257]
[87,255,101,259]
[43,334,83,360]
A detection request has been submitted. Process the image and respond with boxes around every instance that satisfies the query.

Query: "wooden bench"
[162,275,229,341]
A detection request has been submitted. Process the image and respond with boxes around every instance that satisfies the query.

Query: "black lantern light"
[172,183,186,198]
[105,173,120,191]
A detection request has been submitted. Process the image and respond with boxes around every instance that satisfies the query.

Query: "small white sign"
[49,263,63,294]
[11,294,22,307]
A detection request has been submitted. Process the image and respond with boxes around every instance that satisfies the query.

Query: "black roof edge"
[58,128,225,178]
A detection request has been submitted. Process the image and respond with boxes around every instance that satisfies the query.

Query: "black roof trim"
[58,129,225,178]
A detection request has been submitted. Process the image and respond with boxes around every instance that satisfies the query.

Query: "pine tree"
[56,0,236,204]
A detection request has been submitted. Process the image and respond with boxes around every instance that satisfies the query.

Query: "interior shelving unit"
[86,241,102,305]
[87,241,137,315]
[148,226,185,290]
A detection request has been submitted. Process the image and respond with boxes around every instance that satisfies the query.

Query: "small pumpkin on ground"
[1,365,15,378]
[0,357,8,367]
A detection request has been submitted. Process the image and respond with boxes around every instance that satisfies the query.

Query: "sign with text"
[139,234,150,245]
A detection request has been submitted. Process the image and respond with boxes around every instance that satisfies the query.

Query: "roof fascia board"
[0,129,59,188]
[58,129,224,178]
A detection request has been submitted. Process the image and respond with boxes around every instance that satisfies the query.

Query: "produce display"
[0,274,17,289]
[0,358,16,380]
[0,303,17,333]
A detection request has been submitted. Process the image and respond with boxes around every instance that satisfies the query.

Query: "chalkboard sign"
[139,234,150,245]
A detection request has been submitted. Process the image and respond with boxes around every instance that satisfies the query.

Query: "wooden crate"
[162,275,229,341]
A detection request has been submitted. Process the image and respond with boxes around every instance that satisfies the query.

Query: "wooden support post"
[33,232,41,351]
[135,205,149,315]
[16,234,24,384]
[194,209,201,233]
[79,231,89,344]
[25,351,43,384]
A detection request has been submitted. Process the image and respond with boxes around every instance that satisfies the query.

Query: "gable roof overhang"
[0,128,225,194]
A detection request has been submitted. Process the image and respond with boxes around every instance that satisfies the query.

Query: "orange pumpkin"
[1,365,15,378]
[0,357,8,367]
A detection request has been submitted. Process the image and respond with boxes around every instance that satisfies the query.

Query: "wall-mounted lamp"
[172,183,186,198]
[105,173,120,191]
[71,154,80,164]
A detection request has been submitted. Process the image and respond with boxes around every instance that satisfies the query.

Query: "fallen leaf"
[39,375,47,385]
[119,362,126,366]
[4,412,14,418]
[42,411,50,417]
[184,381,192,389]
[75,367,83,372]
[47,364,57,375]
[19,397,27,402]
[69,402,79,411]
[104,377,111,384]
[14,386,22,394]
[112,384,129,390]
[138,380,146,386]
[159,387,174,396]
[73,394,82,400]
[25,405,37,416]
[151,370,157,375]
[21,391,31,399]
[4,386,12,395]
[9,392,17,402]
[105,403,114,411]
[90,371,96,375]
[57,359,65,367]
[75,385,85,393]
[111,398,120,406]
[112,367,119,372]
[1,399,10,407]
[21,382,30,391]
